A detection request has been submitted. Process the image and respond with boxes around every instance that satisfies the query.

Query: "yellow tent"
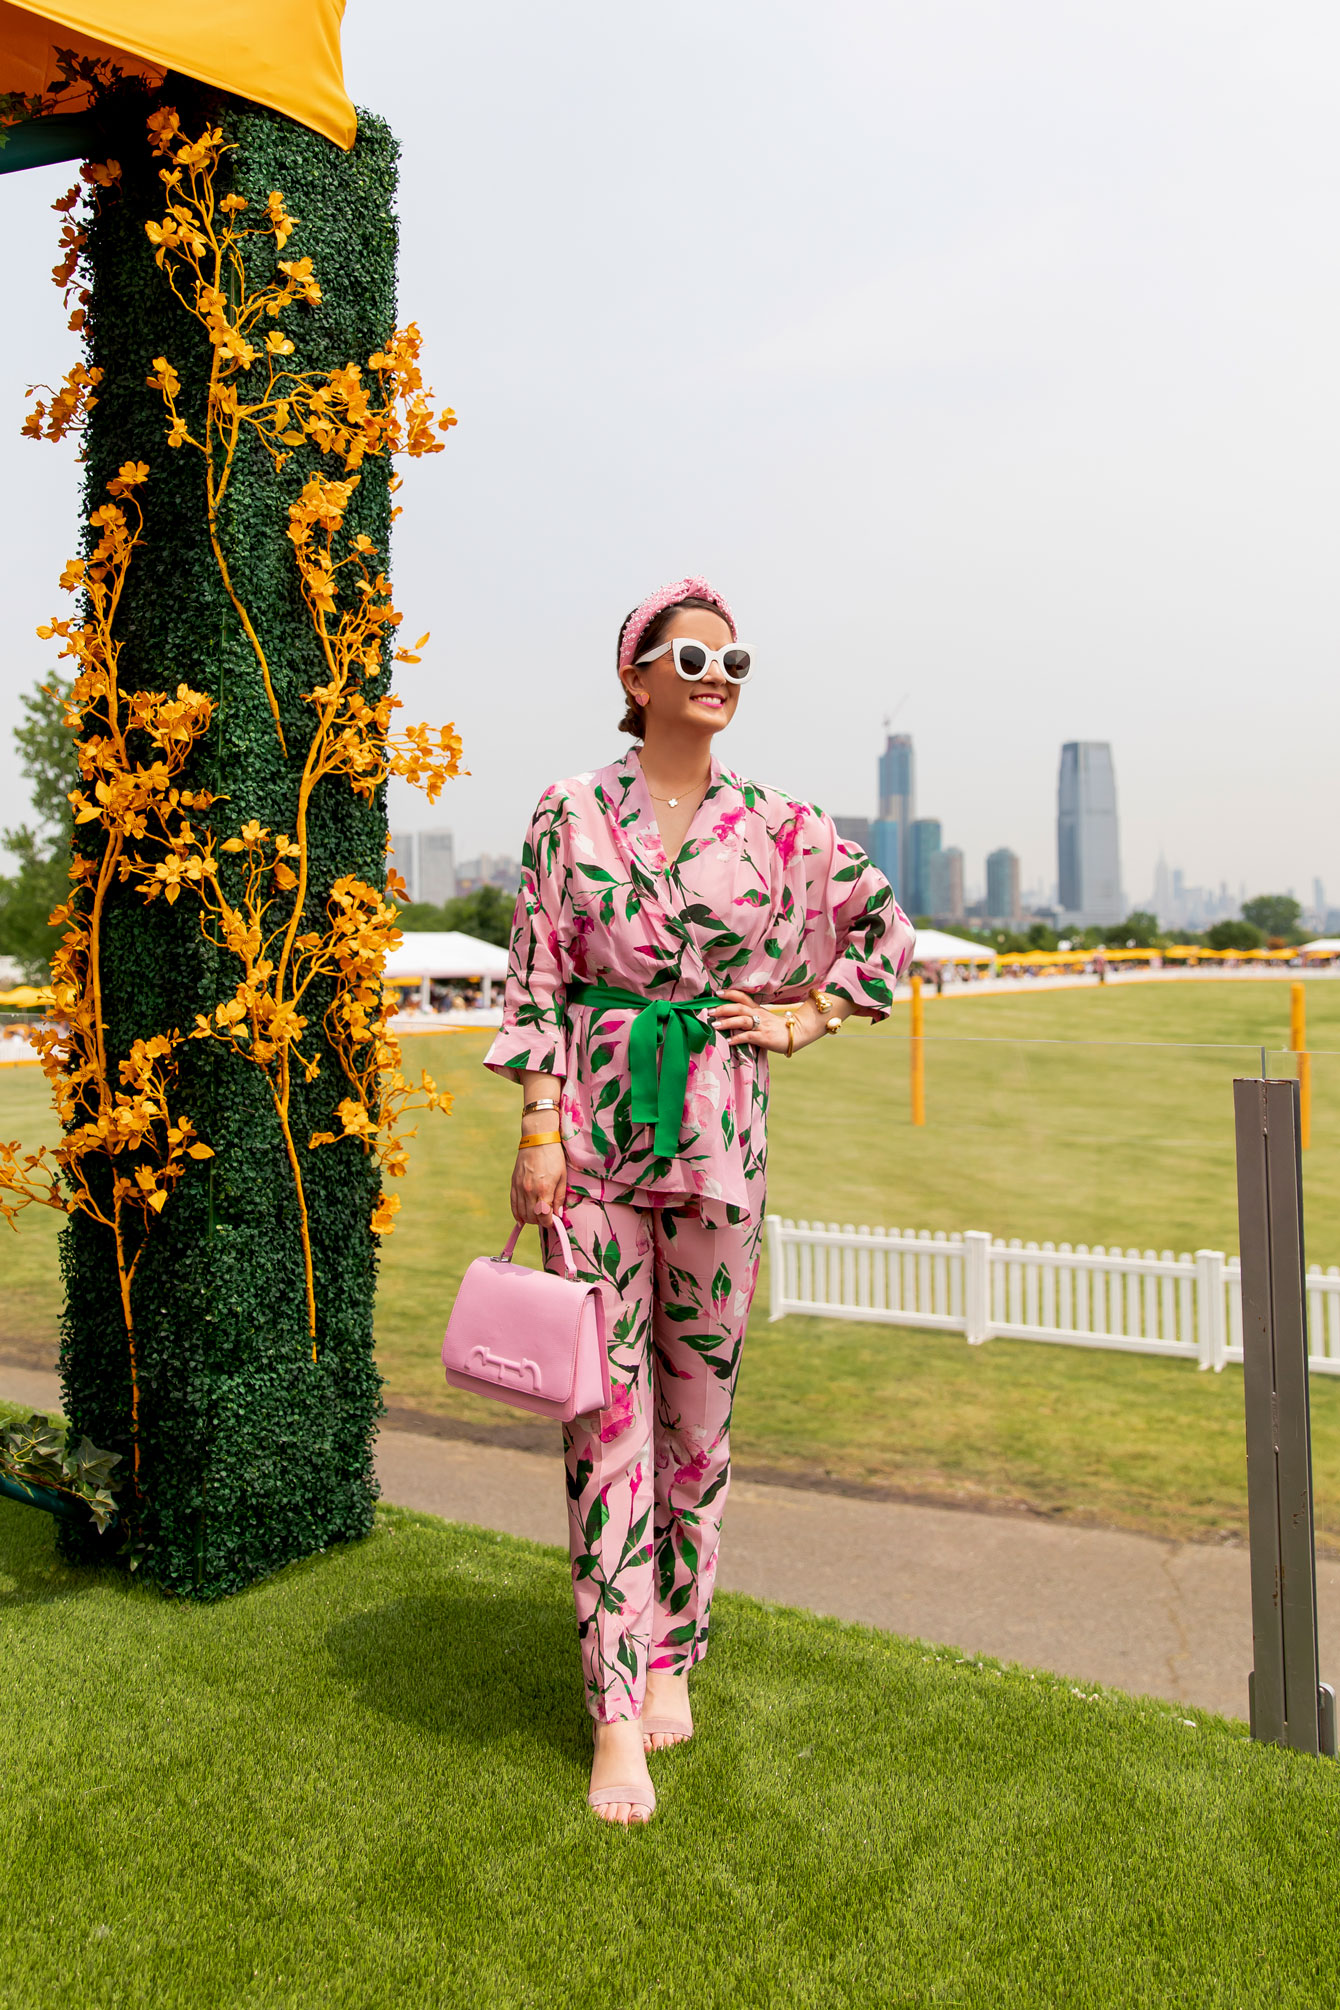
[0,0,356,148]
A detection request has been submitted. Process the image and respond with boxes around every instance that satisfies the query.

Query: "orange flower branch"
[141,111,456,755]
[1,467,218,1484]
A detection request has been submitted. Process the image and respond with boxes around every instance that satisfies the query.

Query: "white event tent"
[911,928,996,964]
[383,930,509,1010]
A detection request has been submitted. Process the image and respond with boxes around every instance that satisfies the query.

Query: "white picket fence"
[765,1217,1340,1376]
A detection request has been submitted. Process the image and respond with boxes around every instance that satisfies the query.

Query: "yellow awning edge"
[0,0,357,148]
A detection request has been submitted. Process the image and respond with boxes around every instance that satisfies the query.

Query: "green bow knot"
[567,981,720,1158]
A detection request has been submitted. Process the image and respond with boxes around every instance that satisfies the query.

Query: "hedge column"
[58,91,400,1596]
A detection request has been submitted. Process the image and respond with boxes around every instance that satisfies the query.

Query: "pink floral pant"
[548,1188,764,1723]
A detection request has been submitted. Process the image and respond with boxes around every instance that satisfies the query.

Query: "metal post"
[910,974,925,1127]
[1233,1077,1336,1755]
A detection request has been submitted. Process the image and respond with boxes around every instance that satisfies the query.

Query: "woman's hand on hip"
[710,987,800,1053]
[511,1141,567,1226]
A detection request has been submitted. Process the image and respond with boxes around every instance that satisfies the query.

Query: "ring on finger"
[751,1012,760,1030]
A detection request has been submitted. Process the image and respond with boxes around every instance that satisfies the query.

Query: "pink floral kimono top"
[484,749,914,1218]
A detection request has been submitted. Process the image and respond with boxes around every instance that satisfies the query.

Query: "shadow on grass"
[0,1498,120,1609]
[325,1579,591,1764]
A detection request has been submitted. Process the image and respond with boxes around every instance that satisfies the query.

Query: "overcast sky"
[1,0,1336,907]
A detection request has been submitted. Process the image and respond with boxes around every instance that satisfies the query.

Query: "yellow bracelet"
[785,1013,796,1059]
[519,1131,562,1148]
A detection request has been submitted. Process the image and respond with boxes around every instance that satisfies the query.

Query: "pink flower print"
[712,805,746,844]
[774,805,809,867]
[598,1381,635,1443]
[673,1446,710,1489]
[684,1053,722,1134]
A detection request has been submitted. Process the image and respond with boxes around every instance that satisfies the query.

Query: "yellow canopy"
[0,984,54,1008]
[0,0,356,148]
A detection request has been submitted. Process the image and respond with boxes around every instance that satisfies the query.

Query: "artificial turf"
[1,1493,1338,2009]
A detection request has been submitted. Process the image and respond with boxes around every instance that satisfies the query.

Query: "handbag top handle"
[500,1216,577,1281]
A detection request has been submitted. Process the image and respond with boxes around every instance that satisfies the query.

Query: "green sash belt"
[566,980,720,1158]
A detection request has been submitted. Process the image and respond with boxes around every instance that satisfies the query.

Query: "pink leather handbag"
[441,1218,610,1422]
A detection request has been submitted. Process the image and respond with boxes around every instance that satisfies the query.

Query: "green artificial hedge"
[56,82,400,1595]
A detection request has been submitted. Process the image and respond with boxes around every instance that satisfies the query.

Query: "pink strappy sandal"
[640,1713,693,1749]
[587,1781,656,1824]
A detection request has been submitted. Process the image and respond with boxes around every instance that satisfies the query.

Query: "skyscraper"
[419,829,456,906]
[1057,743,1123,926]
[928,846,964,921]
[833,816,871,849]
[986,848,1021,923]
[388,828,456,907]
[908,819,941,916]
[870,820,902,902]
[878,732,914,898]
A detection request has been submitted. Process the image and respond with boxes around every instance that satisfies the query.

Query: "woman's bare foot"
[588,1717,656,1825]
[642,1669,693,1750]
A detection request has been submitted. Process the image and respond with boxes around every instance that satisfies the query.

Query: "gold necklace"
[647,786,705,809]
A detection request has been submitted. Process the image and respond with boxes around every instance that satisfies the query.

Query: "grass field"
[4,1493,1340,2009]
[6,979,1340,1544]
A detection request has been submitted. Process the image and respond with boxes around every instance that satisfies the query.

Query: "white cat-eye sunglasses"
[634,637,754,684]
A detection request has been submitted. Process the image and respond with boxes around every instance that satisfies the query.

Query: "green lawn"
[6,981,1340,1544]
[3,1495,1339,2009]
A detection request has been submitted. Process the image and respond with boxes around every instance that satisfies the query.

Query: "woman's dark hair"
[615,596,734,737]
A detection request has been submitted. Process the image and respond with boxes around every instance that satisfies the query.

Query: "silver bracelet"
[522,1097,558,1116]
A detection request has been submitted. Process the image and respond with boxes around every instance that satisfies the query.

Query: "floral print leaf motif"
[486,749,911,1215]
[696,1467,730,1513]
[567,1456,593,1502]
[583,1492,610,1546]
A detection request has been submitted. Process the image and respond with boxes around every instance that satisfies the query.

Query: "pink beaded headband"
[617,576,736,671]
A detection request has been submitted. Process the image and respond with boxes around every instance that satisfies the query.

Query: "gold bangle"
[785,1013,796,1060]
[519,1130,562,1148]
[809,987,834,1015]
[825,1015,842,1035]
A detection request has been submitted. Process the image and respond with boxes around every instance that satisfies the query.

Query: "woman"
[484,577,913,1824]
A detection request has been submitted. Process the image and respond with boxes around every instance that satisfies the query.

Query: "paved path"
[9,1359,1340,1722]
